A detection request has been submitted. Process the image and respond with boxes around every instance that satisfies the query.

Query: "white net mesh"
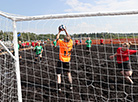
[0,16,18,102]
[0,11,138,102]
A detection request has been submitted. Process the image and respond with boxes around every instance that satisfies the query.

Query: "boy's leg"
[68,72,73,90]
[121,71,133,84]
[68,72,72,84]
[57,61,62,91]
[57,74,61,91]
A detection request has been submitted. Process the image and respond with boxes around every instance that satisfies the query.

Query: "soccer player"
[56,25,73,91]
[34,42,43,63]
[100,38,104,45]
[26,42,30,47]
[31,41,35,47]
[21,41,26,48]
[35,41,39,47]
[18,41,22,58]
[12,40,22,58]
[85,37,92,52]
[109,42,138,84]
[75,39,79,46]
[110,39,113,44]
[53,39,57,47]
[79,38,82,44]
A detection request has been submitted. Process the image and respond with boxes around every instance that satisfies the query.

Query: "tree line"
[0,30,138,42]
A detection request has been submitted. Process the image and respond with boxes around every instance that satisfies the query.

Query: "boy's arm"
[64,29,71,38]
[109,53,118,59]
[85,40,87,44]
[34,46,36,50]
[56,30,61,40]
[41,47,43,53]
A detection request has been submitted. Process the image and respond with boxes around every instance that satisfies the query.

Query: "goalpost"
[0,10,138,102]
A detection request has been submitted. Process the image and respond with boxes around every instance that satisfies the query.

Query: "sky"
[1,0,138,34]
[1,0,138,16]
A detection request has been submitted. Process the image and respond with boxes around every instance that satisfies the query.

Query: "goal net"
[0,14,19,101]
[0,11,138,102]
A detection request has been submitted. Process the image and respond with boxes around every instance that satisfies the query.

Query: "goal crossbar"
[1,10,138,22]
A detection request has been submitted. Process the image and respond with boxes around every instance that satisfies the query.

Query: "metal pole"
[0,40,16,60]
[13,20,22,102]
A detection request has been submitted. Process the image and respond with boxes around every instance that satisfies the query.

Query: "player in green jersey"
[85,37,92,50]
[34,42,43,62]
[53,39,57,47]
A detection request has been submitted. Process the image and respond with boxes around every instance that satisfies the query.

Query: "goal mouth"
[0,10,138,102]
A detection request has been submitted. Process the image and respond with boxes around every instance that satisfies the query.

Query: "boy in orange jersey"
[56,25,73,91]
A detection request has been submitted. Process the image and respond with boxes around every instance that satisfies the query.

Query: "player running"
[109,42,138,84]
[34,42,43,63]
[56,25,73,91]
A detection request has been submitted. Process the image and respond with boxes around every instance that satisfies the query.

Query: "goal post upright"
[0,11,23,102]
[13,20,22,102]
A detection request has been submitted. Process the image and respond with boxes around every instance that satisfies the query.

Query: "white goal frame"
[0,10,138,102]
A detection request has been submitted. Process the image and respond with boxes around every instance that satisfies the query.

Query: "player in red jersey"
[75,39,79,46]
[31,42,35,47]
[26,42,30,47]
[100,38,104,45]
[21,41,26,48]
[35,41,38,46]
[110,42,138,84]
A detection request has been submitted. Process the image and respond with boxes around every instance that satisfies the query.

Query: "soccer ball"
[59,25,66,31]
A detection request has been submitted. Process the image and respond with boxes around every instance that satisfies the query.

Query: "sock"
[58,84,61,89]
[69,83,73,90]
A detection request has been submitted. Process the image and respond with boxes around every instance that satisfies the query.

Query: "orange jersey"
[57,39,73,62]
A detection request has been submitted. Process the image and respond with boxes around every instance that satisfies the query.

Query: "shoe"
[58,88,61,92]
[70,86,73,90]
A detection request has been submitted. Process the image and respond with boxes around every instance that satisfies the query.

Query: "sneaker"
[70,86,73,90]
[58,88,61,92]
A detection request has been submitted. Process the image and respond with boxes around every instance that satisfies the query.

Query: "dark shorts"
[35,54,42,57]
[56,61,70,74]
[100,43,103,45]
[22,46,25,48]
[117,62,131,71]
[86,47,90,50]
